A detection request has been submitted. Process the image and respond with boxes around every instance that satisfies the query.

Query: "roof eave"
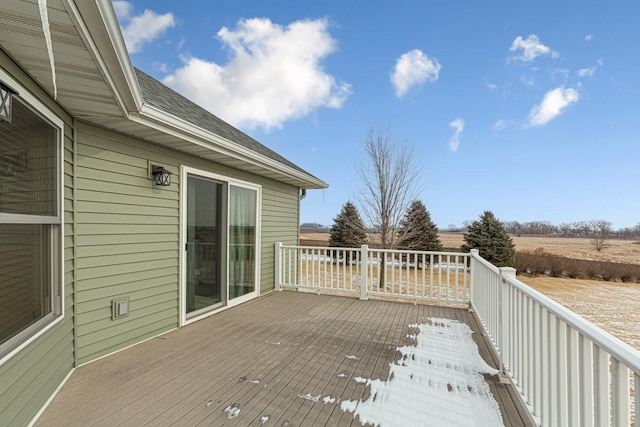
[137,105,329,190]
[67,0,143,114]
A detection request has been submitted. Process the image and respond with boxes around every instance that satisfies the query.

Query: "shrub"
[515,250,640,283]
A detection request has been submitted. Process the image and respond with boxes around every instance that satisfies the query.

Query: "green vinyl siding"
[74,122,301,364]
[0,55,75,427]
[260,183,299,294]
[74,124,180,364]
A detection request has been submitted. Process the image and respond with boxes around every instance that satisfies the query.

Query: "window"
[0,73,63,363]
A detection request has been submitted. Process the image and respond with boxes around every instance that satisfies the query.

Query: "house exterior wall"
[0,52,301,426]
[74,122,300,365]
[0,55,75,427]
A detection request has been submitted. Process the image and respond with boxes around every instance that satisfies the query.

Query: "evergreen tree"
[397,200,443,252]
[329,201,367,248]
[461,210,515,267]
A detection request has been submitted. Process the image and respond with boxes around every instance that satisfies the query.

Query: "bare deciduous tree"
[587,219,612,252]
[355,128,421,249]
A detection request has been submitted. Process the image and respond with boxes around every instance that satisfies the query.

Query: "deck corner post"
[275,242,282,291]
[469,249,479,305]
[360,245,369,300]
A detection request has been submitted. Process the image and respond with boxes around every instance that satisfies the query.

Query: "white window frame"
[0,68,64,366]
[179,166,261,326]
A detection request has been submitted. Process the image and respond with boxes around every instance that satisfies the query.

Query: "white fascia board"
[136,105,329,189]
[63,0,143,114]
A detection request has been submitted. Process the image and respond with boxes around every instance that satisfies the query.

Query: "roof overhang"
[0,0,328,190]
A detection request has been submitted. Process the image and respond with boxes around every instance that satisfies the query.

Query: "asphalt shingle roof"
[135,68,320,180]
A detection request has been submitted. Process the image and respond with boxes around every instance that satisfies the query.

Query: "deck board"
[36,292,533,427]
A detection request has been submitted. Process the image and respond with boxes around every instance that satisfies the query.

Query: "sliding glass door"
[185,175,224,316]
[182,167,261,323]
[228,186,257,300]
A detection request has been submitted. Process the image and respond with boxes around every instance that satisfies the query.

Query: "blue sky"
[115,1,639,230]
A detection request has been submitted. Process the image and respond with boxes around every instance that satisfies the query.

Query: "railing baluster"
[634,373,639,427]
[579,334,594,427]
[557,319,568,427]
[429,253,434,298]
[567,327,580,426]
[532,302,541,417]
[611,359,630,426]
[541,309,549,426]
[421,253,426,299]
[594,345,610,427]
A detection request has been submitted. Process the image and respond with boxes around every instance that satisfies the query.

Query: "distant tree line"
[480,220,640,239]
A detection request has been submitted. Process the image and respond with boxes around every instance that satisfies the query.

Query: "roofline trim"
[136,105,329,189]
[64,0,143,114]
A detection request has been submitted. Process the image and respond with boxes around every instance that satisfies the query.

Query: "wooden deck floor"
[36,292,533,426]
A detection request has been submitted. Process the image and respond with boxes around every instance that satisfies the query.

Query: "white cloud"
[509,34,558,62]
[391,49,441,98]
[485,80,497,91]
[448,119,464,151]
[528,87,579,126]
[163,18,350,131]
[116,2,175,54]
[492,119,508,131]
[577,66,596,77]
[585,34,594,42]
[113,1,133,20]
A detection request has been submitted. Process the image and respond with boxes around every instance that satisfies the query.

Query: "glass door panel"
[228,186,257,299]
[186,176,223,315]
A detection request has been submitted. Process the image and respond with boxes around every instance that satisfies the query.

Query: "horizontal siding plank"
[76,267,177,294]
[78,212,178,225]
[76,224,177,235]
[76,287,177,317]
[76,300,178,343]
[77,233,178,246]
[76,259,178,281]
[76,189,177,208]
[78,241,177,258]
[76,249,176,269]
[76,200,176,217]
[76,177,177,200]
[76,279,177,311]
[76,318,177,365]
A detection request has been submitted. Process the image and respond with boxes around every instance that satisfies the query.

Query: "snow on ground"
[341,318,503,427]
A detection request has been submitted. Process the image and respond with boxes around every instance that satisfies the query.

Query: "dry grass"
[302,231,640,264]
[439,232,640,264]
[521,276,640,351]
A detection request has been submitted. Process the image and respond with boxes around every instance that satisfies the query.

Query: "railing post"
[360,245,369,301]
[274,242,282,291]
[499,266,517,380]
[469,249,479,307]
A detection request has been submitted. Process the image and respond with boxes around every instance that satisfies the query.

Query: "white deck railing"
[275,243,469,305]
[469,249,639,427]
[275,243,639,426]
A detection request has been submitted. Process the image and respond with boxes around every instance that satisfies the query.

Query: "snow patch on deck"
[341,318,503,426]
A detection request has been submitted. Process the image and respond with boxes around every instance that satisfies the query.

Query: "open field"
[522,276,640,351]
[301,231,640,264]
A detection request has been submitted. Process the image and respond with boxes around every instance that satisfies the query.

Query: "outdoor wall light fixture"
[151,164,172,186]
[0,80,17,123]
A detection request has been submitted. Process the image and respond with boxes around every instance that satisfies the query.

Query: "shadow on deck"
[36,292,533,426]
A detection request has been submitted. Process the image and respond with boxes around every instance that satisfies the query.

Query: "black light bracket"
[148,161,172,186]
[0,80,18,123]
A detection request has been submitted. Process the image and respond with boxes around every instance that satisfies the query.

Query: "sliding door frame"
[179,166,262,326]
